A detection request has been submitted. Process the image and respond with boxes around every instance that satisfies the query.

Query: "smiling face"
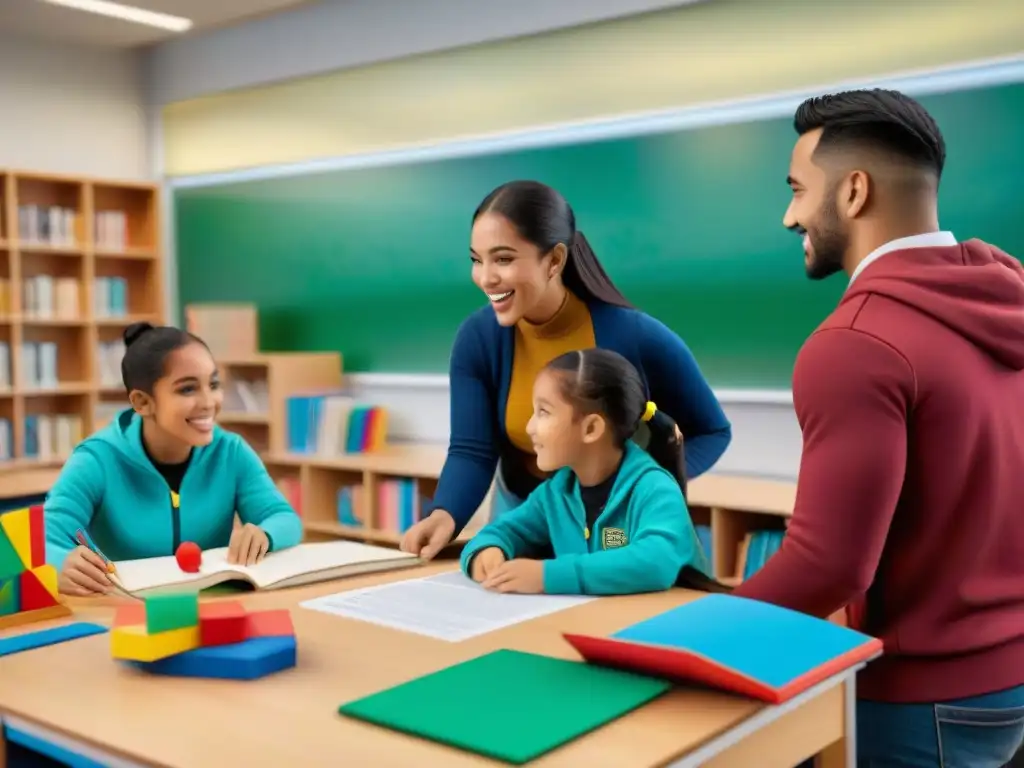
[132,342,223,453]
[783,129,851,281]
[526,368,608,473]
[470,211,566,326]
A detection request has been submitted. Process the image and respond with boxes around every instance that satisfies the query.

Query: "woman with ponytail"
[401,180,731,560]
[459,348,722,596]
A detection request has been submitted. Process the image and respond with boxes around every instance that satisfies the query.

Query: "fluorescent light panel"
[38,0,193,32]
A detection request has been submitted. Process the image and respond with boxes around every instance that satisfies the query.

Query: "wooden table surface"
[0,563,840,768]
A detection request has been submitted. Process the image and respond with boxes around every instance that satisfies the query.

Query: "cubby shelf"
[0,169,164,497]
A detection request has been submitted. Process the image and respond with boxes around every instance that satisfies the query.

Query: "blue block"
[127,635,297,680]
[0,622,108,658]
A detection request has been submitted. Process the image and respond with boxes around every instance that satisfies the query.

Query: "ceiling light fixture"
[38,0,193,32]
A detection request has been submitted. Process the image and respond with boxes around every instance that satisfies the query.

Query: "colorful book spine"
[371,478,430,534]
[286,393,388,455]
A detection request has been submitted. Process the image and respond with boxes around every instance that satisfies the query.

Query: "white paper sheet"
[299,570,595,642]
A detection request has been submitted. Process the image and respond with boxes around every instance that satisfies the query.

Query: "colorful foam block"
[0,622,108,658]
[0,507,45,570]
[246,609,294,638]
[199,601,248,646]
[111,624,201,662]
[0,578,18,616]
[145,592,199,634]
[129,635,297,681]
[113,602,146,628]
[0,526,22,582]
[18,567,59,611]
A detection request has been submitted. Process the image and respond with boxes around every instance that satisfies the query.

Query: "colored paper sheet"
[339,649,670,764]
[0,622,108,658]
[612,594,875,689]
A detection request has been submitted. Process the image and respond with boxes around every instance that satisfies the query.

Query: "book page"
[111,548,245,593]
[245,540,418,587]
[300,570,595,642]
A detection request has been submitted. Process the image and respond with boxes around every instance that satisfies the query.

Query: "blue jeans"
[857,684,1024,767]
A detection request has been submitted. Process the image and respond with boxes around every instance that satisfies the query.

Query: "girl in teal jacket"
[46,322,302,597]
[461,347,719,596]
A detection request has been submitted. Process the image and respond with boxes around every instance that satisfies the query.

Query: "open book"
[109,540,421,596]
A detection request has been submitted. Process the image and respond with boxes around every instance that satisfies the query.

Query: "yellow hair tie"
[642,401,657,422]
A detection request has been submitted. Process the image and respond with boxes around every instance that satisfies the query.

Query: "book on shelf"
[0,419,12,461]
[563,593,882,704]
[276,476,301,516]
[287,393,387,455]
[0,342,10,389]
[18,205,77,247]
[109,540,421,596]
[737,528,785,581]
[335,478,431,534]
[22,275,80,319]
[24,414,83,461]
[0,278,11,316]
[93,276,128,318]
[224,378,269,414]
[20,342,59,389]
[96,340,126,389]
[94,210,128,251]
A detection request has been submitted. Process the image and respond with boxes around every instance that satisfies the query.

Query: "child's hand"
[227,523,270,565]
[482,559,545,594]
[59,546,112,596]
[470,547,506,582]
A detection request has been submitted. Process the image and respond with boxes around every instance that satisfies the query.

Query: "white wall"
[144,0,706,106]
[0,34,149,179]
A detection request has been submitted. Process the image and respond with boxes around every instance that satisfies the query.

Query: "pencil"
[75,529,116,574]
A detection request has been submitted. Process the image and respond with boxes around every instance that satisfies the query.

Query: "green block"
[338,649,671,764]
[0,577,19,616]
[145,592,199,634]
[0,527,23,583]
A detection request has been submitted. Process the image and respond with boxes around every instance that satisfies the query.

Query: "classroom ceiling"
[0,0,321,48]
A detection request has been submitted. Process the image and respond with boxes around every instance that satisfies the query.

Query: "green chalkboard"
[174,81,1024,387]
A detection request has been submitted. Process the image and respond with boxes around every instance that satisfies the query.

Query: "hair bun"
[123,321,155,347]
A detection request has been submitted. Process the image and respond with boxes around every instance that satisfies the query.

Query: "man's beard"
[805,198,848,281]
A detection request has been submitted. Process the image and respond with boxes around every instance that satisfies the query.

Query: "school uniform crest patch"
[602,527,628,549]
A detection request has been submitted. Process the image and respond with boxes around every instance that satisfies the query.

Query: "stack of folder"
[336,594,882,763]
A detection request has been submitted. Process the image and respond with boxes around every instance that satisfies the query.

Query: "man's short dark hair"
[794,89,946,181]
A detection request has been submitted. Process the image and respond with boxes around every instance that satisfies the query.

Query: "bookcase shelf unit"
[216,352,343,456]
[0,169,163,498]
[263,444,492,546]
[263,445,799,567]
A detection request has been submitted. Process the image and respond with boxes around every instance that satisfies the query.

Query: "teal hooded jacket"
[44,408,303,571]
[460,441,710,595]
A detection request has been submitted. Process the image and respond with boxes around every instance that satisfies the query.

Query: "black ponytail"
[544,347,731,594]
[121,323,208,395]
[473,181,632,308]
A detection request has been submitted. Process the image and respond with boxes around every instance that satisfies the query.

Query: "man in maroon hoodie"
[733,88,1024,766]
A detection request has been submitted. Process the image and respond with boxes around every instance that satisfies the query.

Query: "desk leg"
[816,676,856,768]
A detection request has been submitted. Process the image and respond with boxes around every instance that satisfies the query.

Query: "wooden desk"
[0,564,859,768]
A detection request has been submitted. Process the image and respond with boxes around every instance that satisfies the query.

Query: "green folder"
[338,649,671,764]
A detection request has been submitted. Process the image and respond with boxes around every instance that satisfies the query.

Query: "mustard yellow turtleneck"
[505,290,597,453]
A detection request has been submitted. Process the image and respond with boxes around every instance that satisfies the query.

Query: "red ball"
[175,541,202,573]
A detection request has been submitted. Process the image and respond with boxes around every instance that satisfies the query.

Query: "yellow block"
[111,624,200,662]
[0,508,32,570]
[30,564,59,599]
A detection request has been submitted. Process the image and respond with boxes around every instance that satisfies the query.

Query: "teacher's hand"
[400,509,455,561]
[227,523,270,565]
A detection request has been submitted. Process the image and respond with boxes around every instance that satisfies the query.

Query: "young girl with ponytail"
[460,348,723,596]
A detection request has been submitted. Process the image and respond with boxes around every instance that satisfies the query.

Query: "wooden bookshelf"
[261,443,793,557]
[0,170,164,497]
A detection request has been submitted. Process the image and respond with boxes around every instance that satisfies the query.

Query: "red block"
[199,600,248,646]
[28,506,45,568]
[246,609,294,639]
[19,569,58,611]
